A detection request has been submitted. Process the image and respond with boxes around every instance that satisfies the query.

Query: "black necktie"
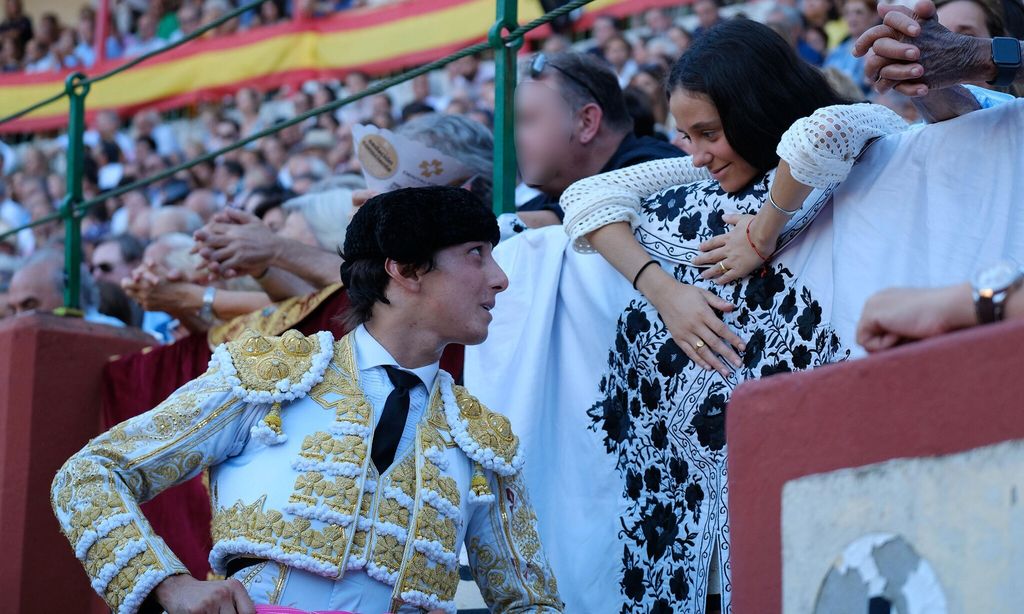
[371,365,422,474]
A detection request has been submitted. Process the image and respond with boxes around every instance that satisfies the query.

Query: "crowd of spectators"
[0,0,410,74]
[1,0,1021,344]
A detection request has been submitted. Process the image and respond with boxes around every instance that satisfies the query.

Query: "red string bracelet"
[746,221,773,277]
[745,221,771,261]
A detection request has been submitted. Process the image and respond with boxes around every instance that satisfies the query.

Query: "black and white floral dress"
[557,103,907,613]
[587,174,849,614]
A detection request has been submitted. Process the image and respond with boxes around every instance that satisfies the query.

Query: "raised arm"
[194,209,341,300]
[264,239,343,290]
[558,104,906,375]
[776,103,908,189]
[562,156,712,253]
[698,102,909,284]
[855,0,1024,96]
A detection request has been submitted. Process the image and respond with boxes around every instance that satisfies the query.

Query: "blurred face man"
[515,80,582,195]
[91,240,137,285]
[515,55,630,198]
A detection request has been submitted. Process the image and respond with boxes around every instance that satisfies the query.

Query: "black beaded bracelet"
[632,259,660,290]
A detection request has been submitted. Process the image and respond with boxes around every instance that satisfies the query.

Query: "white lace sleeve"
[561,157,711,253]
[777,103,908,188]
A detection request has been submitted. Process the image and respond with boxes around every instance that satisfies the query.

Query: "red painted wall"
[727,318,1024,612]
[0,314,153,614]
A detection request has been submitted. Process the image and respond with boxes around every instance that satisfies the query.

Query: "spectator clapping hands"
[193,208,280,281]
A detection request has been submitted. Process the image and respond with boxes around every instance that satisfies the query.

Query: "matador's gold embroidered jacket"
[51,329,562,614]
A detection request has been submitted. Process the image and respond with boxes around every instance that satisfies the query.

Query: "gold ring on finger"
[718,261,728,273]
[694,339,706,350]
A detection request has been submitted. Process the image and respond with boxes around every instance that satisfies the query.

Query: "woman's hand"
[643,274,747,377]
[693,214,774,285]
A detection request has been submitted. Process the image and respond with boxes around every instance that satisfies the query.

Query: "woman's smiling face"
[669,88,759,194]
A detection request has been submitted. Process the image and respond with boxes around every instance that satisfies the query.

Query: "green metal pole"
[58,72,89,316]
[489,0,522,215]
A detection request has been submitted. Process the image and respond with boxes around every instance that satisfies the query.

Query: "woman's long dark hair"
[667,18,850,175]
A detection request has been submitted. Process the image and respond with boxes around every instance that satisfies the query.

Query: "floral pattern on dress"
[588,176,849,614]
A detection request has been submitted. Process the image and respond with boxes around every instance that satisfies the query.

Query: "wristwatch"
[988,37,1022,87]
[971,259,1023,324]
[198,286,218,323]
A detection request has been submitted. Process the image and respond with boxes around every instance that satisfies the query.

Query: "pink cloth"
[255,607,359,614]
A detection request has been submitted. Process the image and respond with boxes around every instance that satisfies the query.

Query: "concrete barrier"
[728,319,1024,613]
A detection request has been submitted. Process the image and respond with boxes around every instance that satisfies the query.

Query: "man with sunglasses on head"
[514,51,684,228]
[91,234,145,287]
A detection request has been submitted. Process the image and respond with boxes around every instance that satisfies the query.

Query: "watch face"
[974,260,1022,292]
[992,37,1023,66]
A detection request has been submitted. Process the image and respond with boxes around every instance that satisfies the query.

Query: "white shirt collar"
[353,324,439,391]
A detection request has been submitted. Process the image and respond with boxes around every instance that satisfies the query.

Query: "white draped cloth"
[465,100,1024,613]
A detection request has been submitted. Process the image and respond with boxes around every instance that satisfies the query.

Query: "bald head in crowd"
[148,206,203,240]
[7,248,97,315]
[144,232,203,277]
[183,189,220,222]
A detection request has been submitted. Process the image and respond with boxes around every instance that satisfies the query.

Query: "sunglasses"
[529,53,603,106]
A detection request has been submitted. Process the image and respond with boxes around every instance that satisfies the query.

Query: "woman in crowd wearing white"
[557,19,907,613]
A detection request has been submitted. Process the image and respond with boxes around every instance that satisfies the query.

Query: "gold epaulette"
[449,385,523,477]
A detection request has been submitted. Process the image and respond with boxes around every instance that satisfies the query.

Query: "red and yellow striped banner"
[0,0,681,134]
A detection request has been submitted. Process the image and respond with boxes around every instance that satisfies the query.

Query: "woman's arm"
[696,103,910,284]
[692,160,813,284]
[587,222,745,376]
[561,157,712,252]
[775,103,909,188]
[562,158,743,375]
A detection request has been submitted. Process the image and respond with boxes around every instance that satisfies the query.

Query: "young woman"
[559,19,906,613]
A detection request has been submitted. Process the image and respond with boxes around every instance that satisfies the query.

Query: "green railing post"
[58,72,89,316]
[489,0,522,216]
